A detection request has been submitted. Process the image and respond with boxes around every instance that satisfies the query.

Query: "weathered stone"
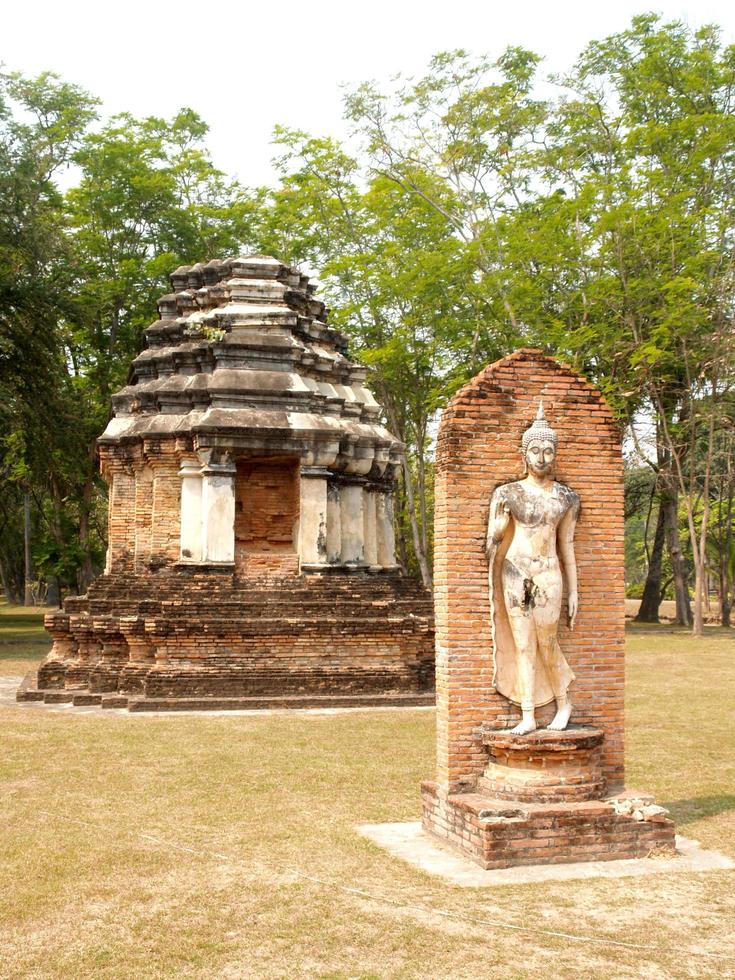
[22,256,435,711]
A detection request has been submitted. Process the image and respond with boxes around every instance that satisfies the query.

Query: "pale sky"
[3,0,735,188]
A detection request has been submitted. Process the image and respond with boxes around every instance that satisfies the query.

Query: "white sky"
[3,0,735,188]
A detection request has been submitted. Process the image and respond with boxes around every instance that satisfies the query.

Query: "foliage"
[1,18,733,627]
[0,76,258,600]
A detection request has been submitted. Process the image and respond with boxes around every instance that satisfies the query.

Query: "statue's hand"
[568,591,578,631]
[490,499,511,543]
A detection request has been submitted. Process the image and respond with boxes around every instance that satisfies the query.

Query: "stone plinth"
[421,783,675,870]
[22,569,434,711]
[478,727,605,803]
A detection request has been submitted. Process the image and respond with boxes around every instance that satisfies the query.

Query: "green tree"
[0,70,98,602]
[253,130,479,584]
[344,47,548,365]
[537,15,735,634]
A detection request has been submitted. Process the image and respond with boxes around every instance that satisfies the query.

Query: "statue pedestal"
[421,781,676,870]
[422,726,675,870]
[478,727,605,803]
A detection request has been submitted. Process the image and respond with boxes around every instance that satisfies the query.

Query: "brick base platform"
[16,674,434,712]
[19,568,435,712]
[421,781,676,870]
[420,727,676,870]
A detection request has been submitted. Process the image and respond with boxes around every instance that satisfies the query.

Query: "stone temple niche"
[22,256,434,710]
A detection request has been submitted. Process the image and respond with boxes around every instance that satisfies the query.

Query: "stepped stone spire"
[20,256,434,712]
[100,255,401,483]
[97,255,403,576]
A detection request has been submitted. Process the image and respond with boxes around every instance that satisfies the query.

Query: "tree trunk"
[722,466,733,628]
[46,575,62,609]
[394,480,409,574]
[662,488,691,626]
[23,490,34,606]
[719,559,731,628]
[384,401,431,587]
[401,457,433,589]
[635,501,666,623]
[0,554,21,605]
[416,445,429,559]
[692,564,704,637]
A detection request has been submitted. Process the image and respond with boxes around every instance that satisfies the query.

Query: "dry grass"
[1,605,734,979]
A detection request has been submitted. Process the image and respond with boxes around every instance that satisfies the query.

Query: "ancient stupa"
[21,256,434,710]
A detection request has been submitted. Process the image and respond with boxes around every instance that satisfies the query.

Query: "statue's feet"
[510,717,537,735]
[547,701,573,731]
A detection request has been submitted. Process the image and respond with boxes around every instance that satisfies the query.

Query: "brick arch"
[434,348,625,792]
[234,455,301,578]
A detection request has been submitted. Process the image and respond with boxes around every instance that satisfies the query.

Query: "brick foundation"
[23,568,435,710]
[421,782,675,869]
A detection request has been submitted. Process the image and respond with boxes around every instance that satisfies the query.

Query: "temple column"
[326,482,342,563]
[105,463,136,573]
[299,466,329,569]
[376,490,397,568]
[340,480,365,566]
[179,460,203,562]
[363,487,378,568]
[200,454,236,563]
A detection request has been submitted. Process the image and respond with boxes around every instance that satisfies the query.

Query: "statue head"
[521,401,558,476]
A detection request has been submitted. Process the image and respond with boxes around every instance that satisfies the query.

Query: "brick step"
[58,604,432,625]
[83,576,428,598]
[144,664,427,674]
[150,617,430,644]
[138,659,432,697]
[78,597,431,613]
[53,616,431,634]
[80,590,431,608]
[125,691,436,712]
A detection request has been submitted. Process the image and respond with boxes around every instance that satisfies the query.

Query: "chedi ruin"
[21,256,434,710]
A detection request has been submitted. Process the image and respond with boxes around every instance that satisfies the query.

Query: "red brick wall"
[434,349,625,792]
[134,464,154,570]
[105,463,137,571]
[102,442,182,572]
[235,457,299,576]
[237,553,300,578]
[149,447,181,564]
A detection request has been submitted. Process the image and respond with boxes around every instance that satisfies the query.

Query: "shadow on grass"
[0,641,48,662]
[0,607,49,647]
[625,621,734,636]
[665,794,735,826]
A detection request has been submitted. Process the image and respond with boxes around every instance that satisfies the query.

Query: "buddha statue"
[486,402,579,734]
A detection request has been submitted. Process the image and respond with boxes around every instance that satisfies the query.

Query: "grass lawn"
[1,605,734,978]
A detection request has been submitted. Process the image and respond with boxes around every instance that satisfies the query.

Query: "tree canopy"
[1,15,733,632]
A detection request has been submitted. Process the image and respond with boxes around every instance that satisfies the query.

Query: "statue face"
[524,438,556,476]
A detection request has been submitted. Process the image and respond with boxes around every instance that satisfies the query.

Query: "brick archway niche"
[234,456,300,578]
[421,349,676,869]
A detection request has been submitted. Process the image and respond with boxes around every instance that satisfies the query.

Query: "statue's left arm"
[558,490,580,630]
